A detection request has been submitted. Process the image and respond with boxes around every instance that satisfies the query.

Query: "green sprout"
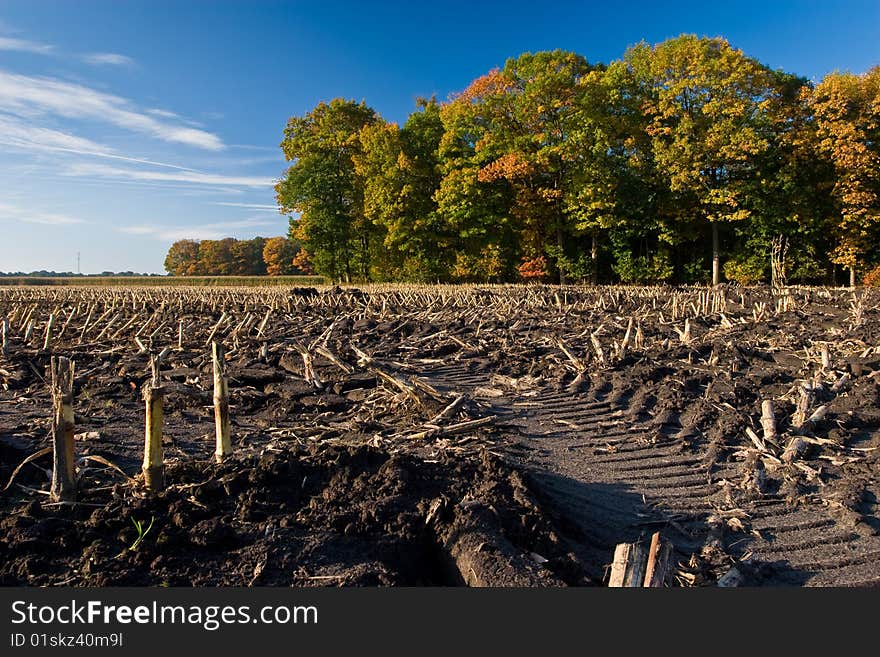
[129,516,155,551]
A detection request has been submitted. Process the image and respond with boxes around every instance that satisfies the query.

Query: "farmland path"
[423,362,880,587]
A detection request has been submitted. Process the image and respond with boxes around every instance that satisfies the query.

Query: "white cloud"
[147,108,180,119]
[214,202,279,211]
[63,152,200,171]
[82,52,135,67]
[0,35,132,66]
[0,69,225,150]
[65,162,275,187]
[0,36,54,55]
[0,113,205,171]
[0,113,114,154]
[0,202,86,226]
[118,218,276,241]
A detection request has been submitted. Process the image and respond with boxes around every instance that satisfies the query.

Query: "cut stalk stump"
[142,355,165,492]
[213,341,232,463]
[50,356,76,503]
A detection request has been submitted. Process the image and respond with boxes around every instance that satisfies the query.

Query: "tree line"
[0,271,162,277]
[274,35,880,286]
[163,236,313,276]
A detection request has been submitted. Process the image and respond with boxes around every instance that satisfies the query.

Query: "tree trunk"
[360,233,370,281]
[850,266,856,288]
[711,222,720,286]
[556,225,567,285]
[591,234,598,284]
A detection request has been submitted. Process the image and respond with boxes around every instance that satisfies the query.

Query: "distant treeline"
[0,276,325,287]
[163,236,313,276]
[274,35,880,286]
[0,271,162,277]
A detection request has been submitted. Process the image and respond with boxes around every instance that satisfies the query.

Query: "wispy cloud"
[0,33,133,66]
[0,113,203,171]
[82,52,135,67]
[0,69,224,150]
[118,218,276,241]
[0,36,54,55]
[147,108,180,119]
[0,113,114,154]
[65,162,274,187]
[214,202,279,211]
[0,202,86,226]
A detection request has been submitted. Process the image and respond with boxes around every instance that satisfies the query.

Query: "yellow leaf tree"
[629,35,778,284]
[809,67,880,285]
[262,237,297,276]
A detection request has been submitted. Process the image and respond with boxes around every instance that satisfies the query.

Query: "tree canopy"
[185,35,879,286]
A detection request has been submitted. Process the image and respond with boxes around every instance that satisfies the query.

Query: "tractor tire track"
[423,361,880,587]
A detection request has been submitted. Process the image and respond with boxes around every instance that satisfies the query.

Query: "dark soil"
[0,444,582,586]
[1,284,879,586]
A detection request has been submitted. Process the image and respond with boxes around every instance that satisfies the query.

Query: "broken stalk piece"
[609,531,671,587]
[1,315,8,358]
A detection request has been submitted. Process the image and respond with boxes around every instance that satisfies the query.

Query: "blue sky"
[0,0,877,273]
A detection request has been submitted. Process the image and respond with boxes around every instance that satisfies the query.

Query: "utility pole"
[76,251,80,275]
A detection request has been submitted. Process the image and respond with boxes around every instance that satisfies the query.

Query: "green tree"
[354,98,451,281]
[566,60,665,283]
[352,120,402,278]
[728,72,834,285]
[276,99,377,282]
[437,70,519,282]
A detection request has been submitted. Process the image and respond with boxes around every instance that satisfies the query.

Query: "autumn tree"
[499,51,595,283]
[231,237,267,275]
[437,85,518,283]
[809,67,880,285]
[262,236,299,276]
[276,99,377,282]
[197,238,237,275]
[439,51,594,283]
[292,248,315,275]
[437,70,515,282]
[163,237,272,276]
[164,239,202,275]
